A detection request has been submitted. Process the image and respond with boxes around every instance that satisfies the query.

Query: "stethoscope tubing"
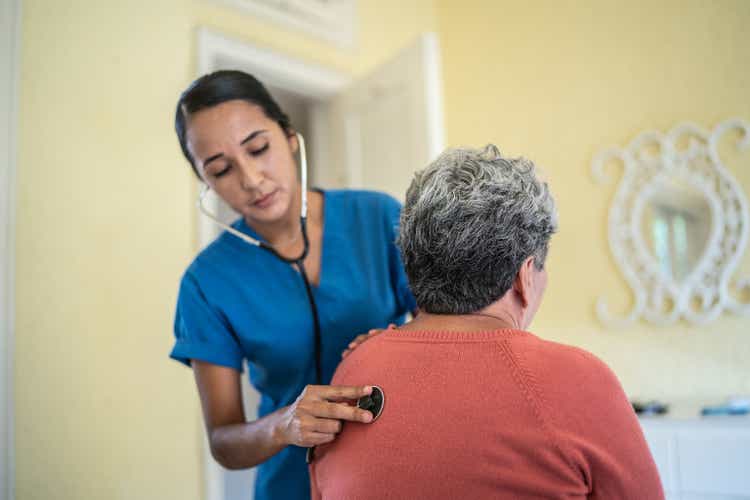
[196,133,323,385]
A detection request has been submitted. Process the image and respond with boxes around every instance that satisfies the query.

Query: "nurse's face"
[185,99,299,226]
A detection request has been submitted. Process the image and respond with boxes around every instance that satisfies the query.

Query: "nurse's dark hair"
[175,70,292,179]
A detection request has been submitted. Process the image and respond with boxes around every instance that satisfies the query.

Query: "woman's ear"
[513,256,536,308]
[287,129,299,154]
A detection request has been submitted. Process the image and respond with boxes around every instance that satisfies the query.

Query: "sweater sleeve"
[527,343,665,499]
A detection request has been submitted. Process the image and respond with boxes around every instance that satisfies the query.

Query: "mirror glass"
[641,178,712,283]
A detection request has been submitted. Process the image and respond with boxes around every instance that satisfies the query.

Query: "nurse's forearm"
[208,384,374,469]
[208,407,289,470]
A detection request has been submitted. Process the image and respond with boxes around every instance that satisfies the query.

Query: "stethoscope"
[196,133,385,463]
[197,133,323,386]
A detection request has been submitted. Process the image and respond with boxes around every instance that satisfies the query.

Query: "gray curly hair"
[398,144,558,314]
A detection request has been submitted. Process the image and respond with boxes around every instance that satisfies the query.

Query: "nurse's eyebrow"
[240,129,267,145]
[203,130,268,167]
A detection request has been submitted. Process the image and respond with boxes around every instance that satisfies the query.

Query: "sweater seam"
[494,340,582,482]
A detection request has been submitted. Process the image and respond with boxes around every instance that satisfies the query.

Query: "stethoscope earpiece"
[357,386,385,422]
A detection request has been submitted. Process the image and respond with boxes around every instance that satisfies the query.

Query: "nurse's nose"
[238,159,264,190]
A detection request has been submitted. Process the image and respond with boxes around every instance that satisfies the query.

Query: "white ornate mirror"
[592,118,750,326]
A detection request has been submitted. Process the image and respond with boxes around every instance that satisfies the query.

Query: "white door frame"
[197,28,349,98]
[1,1,20,500]
[195,28,350,500]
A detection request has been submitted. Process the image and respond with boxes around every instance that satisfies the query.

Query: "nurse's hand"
[277,385,374,447]
[341,324,395,359]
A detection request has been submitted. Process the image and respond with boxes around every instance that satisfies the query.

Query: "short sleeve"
[384,195,417,315]
[170,270,244,371]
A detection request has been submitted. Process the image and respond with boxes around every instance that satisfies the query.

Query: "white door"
[329,33,445,200]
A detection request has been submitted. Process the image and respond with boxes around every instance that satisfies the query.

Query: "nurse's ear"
[286,128,299,154]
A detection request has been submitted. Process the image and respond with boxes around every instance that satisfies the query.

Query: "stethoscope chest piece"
[306,386,386,464]
[357,386,385,422]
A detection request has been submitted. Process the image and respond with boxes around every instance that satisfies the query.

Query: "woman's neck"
[402,308,522,332]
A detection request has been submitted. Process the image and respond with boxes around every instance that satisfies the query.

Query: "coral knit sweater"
[309,328,664,499]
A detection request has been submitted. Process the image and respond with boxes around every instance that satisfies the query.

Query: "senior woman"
[308,145,664,499]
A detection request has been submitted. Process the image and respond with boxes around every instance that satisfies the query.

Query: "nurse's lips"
[253,190,277,208]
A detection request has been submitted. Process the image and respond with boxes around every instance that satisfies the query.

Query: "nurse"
[169,70,416,500]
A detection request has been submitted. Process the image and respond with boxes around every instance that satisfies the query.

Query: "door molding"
[195,28,349,500]
[421,33,446,161]
[1,1,21,499]
[197,28,348,99]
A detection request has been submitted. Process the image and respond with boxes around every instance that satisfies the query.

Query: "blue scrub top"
[170,189,416,500]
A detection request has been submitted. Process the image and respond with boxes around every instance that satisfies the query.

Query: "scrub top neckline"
[235,188,330,291]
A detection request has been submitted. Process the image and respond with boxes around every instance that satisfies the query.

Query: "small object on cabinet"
[632,400,669,416]
[701,396,750,416]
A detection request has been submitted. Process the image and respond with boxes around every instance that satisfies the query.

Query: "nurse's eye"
[249,143,269,157]
[213,163,232,178]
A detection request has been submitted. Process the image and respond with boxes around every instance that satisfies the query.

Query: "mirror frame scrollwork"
[592,118,750,327]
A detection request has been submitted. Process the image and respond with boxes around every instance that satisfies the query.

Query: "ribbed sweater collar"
[382,328,529,342]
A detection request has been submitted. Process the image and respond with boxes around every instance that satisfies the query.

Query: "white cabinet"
[640,416,750,499]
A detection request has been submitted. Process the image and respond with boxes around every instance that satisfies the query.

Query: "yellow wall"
[16,0,750,498]
[436,0,750,402]
[15,1,435,499]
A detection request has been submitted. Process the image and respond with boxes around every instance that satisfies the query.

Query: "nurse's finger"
[348,334,370,349]
[303,431,336,447]
[312,401,373,423]
[341,326,393,359]
[309,416,343,434]
[318,385,372,402]
[341,335,369,358]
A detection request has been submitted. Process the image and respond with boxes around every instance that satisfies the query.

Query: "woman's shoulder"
[515,334,625,400]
